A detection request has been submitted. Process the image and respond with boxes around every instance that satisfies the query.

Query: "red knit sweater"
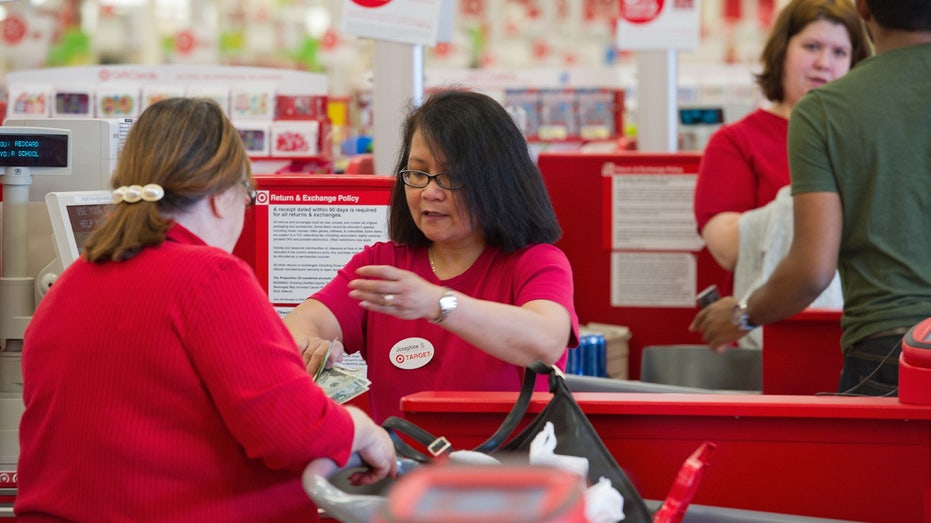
[17,224,353,522]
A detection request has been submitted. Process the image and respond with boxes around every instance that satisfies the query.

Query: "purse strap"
[474,360,552,452]
[382,416,451,463]
[382,360,555,460]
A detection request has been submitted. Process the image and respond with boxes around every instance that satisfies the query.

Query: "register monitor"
[1,126,76,292]
[45,190,113,270]
[678,106,725,151]
[0,126,71,176]
[2,118,133,201]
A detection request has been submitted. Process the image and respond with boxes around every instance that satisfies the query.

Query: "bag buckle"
[427,436,452,456]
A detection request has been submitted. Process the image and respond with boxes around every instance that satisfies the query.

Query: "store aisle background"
[1,0,783,144]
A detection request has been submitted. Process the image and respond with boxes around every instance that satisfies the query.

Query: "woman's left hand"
[347,265,445,322]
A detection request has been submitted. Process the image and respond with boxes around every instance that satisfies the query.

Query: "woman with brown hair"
[693,0,871,273]
[17,97,396,522]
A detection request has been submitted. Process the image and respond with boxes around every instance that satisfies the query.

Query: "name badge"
[390,337,435,370]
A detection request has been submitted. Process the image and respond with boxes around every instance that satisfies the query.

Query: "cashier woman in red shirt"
[16,98,396,523]
[693,0,870,272]
[284,89,579,423]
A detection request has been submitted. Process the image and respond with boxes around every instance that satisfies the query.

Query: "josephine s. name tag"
[389,337,435,369]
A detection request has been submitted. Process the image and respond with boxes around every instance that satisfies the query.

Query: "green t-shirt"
[788,43,931,349]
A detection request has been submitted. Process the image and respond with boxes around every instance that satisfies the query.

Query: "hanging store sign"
[617,0,701,50]
[342,0,450,47]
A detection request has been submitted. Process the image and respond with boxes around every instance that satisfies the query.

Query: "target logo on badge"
[389,337,434,370]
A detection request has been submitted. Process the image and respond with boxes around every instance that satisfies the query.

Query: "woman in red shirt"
[693,0,870,272]
[285,90,579,423]
[17,98,396,522]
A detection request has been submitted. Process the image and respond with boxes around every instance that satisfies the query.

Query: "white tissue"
[528,421,590,479]
[449,450,501,465]
[586,477,626,523]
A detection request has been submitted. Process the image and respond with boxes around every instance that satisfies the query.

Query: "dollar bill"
[315,364,371,404]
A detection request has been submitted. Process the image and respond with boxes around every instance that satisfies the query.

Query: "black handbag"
[382,360,653,523]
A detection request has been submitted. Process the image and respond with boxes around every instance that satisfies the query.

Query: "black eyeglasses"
[399,169,464,190]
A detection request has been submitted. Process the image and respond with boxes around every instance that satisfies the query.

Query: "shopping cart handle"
[303,453,419,482]
[303,453,364,481]
[302,454,420,523]
[303,454,385,523]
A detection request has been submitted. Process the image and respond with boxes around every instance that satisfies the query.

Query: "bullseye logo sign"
[1,14,27,45]
[390,337,434,369]
[621,0,664,24]
[617,0,699,50]
[254,190,270,206]
[342,0,444,47]
[350,0,392,6]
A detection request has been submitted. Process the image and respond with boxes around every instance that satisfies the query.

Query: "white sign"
[342,0,445,47]
[611,252,697,308]
[617,0,701,51]
[1,12,55,71]
[265,200,389,304]
[611,173,703,251]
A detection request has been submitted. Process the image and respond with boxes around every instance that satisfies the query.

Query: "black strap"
[474,360,552,452]
[382,416,452,463]
[382,360,556,458]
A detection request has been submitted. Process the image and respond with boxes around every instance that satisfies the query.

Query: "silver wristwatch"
[430,288,457,324]
[732,300,757,332]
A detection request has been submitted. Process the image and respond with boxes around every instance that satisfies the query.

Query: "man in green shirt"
[691,0,931,396]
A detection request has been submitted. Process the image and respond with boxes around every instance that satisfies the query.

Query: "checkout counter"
[394,150,921,523]
[308,151,918,522]
[2,147,923,522]
[399,390,928,523]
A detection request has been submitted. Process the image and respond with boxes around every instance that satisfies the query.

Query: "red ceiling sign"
[620,0,665,24]
[2,15,27,46]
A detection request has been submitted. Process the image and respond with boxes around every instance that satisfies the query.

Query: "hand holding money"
[315,364,371,404]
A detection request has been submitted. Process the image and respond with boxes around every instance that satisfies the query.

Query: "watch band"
[734,300,757,332]
[430,288,457,324]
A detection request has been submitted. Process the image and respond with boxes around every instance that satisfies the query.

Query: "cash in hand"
[315,364,371,404]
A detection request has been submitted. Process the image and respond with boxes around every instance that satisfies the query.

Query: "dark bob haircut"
[755,0,870,102]
[388,89,562,252]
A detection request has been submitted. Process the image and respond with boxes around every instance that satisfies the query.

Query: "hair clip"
[141,183,165,202]
[113,184,164,204]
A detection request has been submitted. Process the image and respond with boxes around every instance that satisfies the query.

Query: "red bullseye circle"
[351,0,392,7]
[621,0,665,24]
[2,15,27,46]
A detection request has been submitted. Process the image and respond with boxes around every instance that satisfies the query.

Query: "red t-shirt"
[313,241,579,423]
[693,108,789,233]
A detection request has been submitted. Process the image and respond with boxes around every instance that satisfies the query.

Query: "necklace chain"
[429,248,438,274]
